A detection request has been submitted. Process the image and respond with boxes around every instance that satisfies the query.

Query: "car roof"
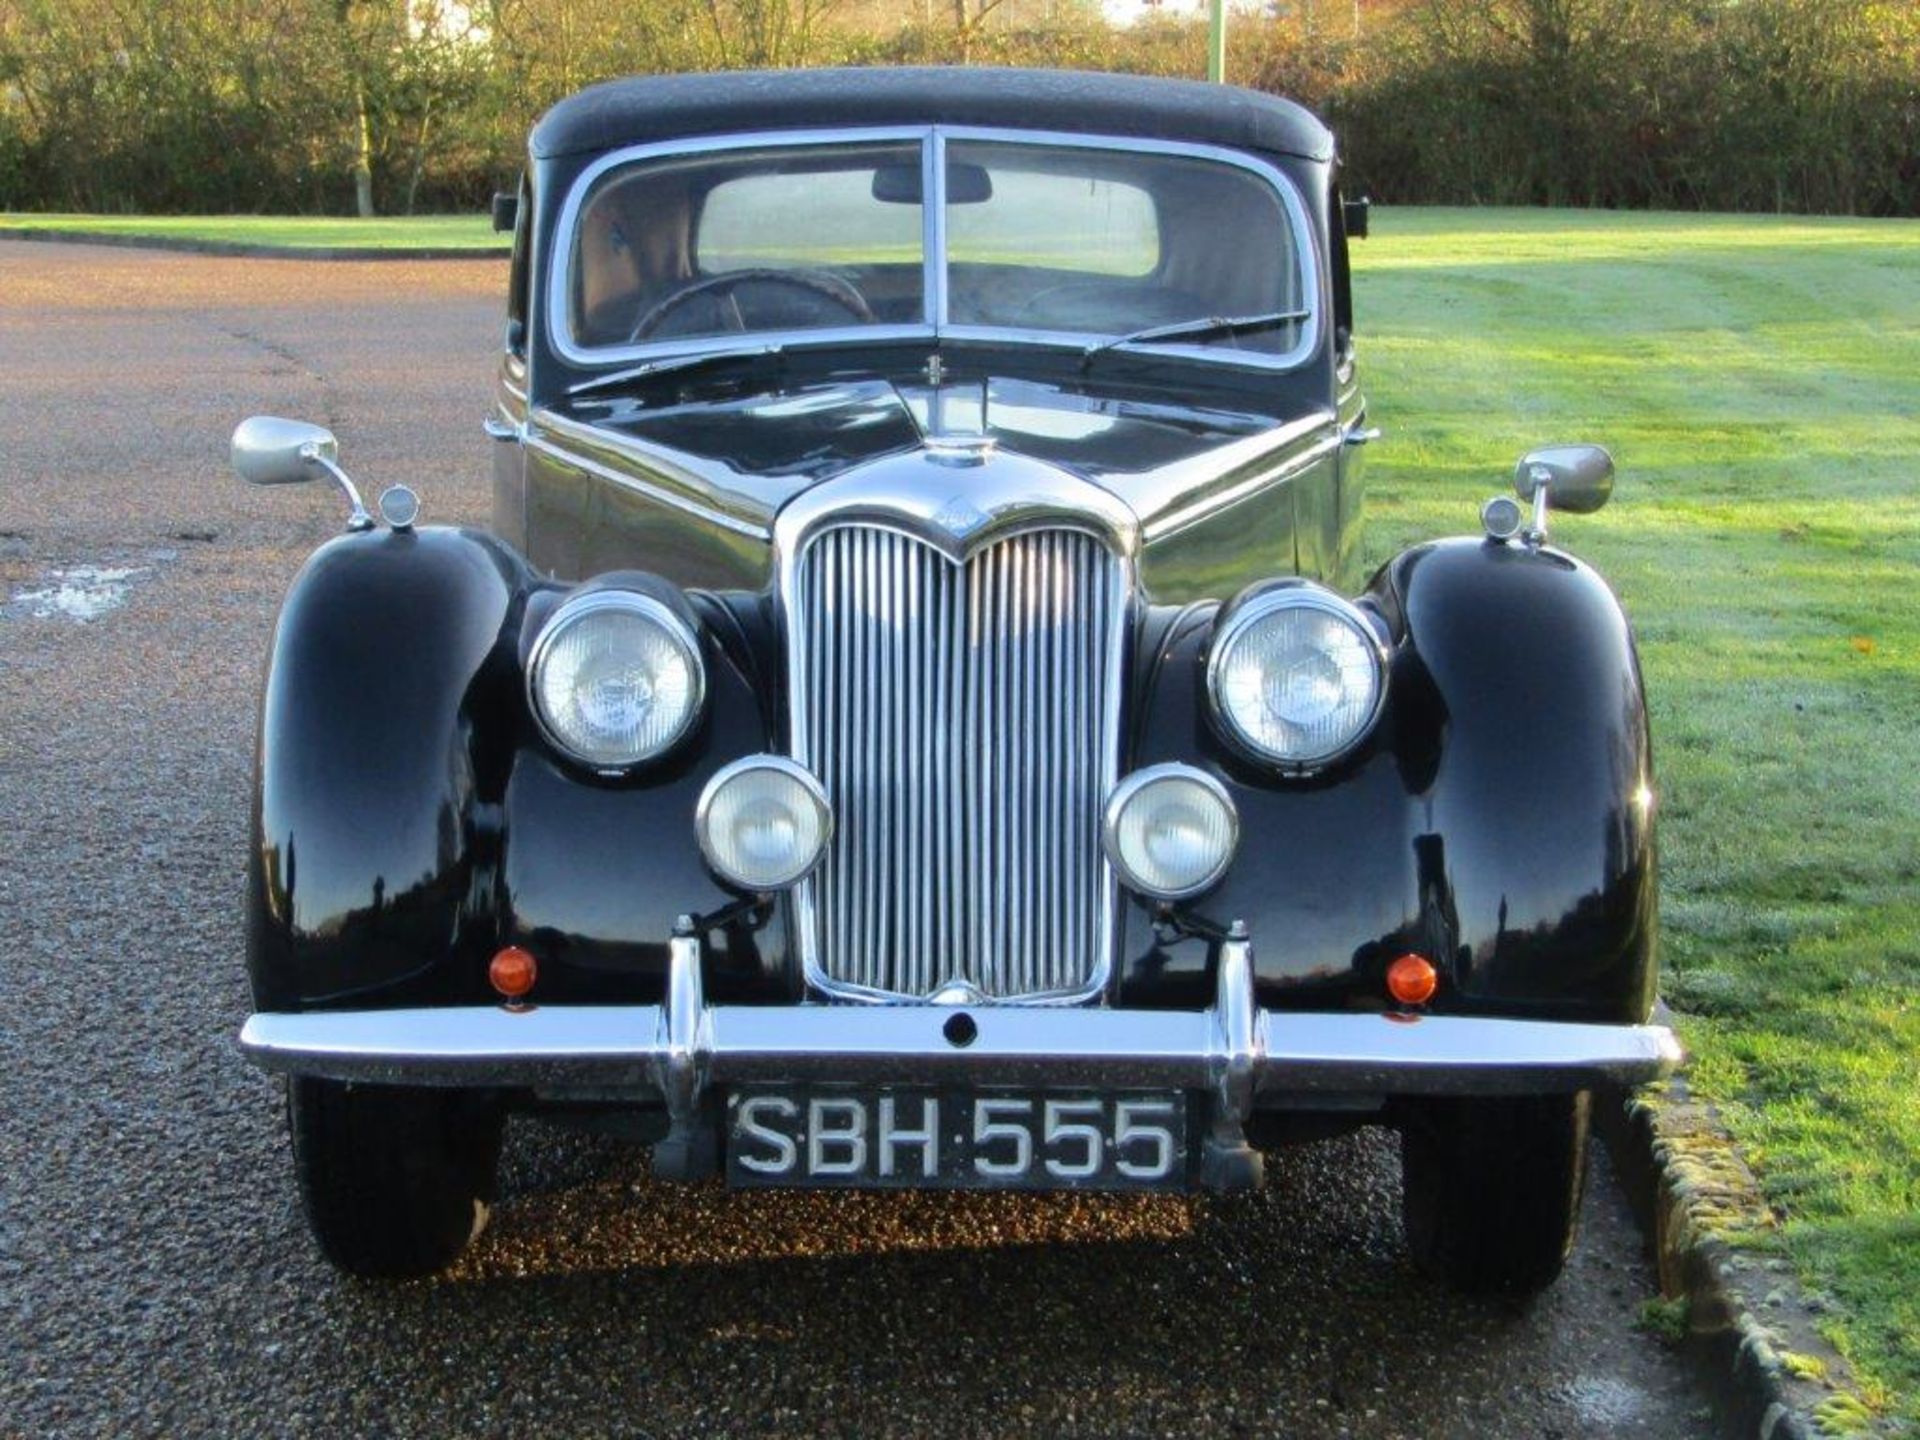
[530,66,1335,164]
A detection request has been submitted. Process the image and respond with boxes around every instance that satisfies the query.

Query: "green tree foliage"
[1322,0,1920,212]
[0,0,1912,215]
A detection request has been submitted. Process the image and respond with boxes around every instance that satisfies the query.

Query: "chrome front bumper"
[238,928,1681,1120]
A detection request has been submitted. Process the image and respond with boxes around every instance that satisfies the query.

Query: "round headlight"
[528,591,704,771]
[1102,763,1239,900]
[696,756,833,891]
[1207,586,1387,771]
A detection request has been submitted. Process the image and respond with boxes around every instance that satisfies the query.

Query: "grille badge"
[930,494,989,539]
[930,980,988,1005]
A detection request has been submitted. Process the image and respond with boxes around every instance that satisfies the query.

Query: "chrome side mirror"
[1515,444,1614,514]
[1506,443,1613,544]
[231,416,372,531]
[231,415,337,485]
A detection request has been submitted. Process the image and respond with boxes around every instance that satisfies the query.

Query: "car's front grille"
[790,523,1124,1001]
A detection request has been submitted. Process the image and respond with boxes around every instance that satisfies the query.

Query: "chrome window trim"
[1206,583,1391,774]
[547,125,1323,375]
[773,453,1140,1005]
[525,588,707,772]
[925,128,950,328]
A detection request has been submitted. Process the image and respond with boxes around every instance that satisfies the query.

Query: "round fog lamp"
[1102,764,1239,900]
[696,756,832,891]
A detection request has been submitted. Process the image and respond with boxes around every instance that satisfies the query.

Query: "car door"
[1332,192,1371,592]
[488,178,531,553]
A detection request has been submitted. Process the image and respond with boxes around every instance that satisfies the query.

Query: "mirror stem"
[1525,467,1552,547]
[302,443,375,532]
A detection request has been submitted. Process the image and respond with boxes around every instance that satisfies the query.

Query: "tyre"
[1399,1090,1590,1296]
[288,1077,505,1278]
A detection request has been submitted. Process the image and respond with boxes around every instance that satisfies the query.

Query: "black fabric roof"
[531,67,1333,164]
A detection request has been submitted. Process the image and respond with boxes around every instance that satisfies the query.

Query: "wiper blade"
[568,342,783,399]
[1081,310,1311,363]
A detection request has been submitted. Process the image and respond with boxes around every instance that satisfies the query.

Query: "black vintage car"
[233,67,1678,1290]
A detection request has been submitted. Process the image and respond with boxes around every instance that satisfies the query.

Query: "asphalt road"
[0,240,1722,1440]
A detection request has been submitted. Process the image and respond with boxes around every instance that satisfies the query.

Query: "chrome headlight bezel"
[1101,762,1241,901]
[1205,583,1390,775]
[526,588,706,773]
[695,754,834,892]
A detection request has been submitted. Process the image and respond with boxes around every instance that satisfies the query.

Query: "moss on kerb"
[1783,1353,1831,1383]
[1813,1393,1878,1437]
[1639,1080,1778,1256]
[1632,1081,1890,1437]
[1636,1296,1691,1345]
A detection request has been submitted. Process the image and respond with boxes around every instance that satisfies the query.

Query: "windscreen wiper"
[568,342,784,399]
[1081,310,1311,364]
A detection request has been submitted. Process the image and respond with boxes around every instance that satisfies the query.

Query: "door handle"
[483,415,522,442]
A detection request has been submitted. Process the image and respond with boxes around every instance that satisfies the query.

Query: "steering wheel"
[629,268,874,342]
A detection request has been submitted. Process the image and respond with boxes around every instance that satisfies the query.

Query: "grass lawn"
[1356,207,1920,1425]
[0,212,505,250]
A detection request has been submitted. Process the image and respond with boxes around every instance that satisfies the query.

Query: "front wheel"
[288,1077,505,1278]
[1399,1091,1590,1296]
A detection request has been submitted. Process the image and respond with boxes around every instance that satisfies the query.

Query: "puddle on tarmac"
[6,564,149,621]
[1561,1374,1651,1427]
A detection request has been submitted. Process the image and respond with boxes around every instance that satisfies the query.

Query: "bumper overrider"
[238,922,1680,1187]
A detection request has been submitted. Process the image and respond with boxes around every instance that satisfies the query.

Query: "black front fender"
[248,528,523,1012]
[246,528,788,1014]
[1121,536,1657,1025]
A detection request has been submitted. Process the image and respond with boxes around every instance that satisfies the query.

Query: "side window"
[505,174,531,355]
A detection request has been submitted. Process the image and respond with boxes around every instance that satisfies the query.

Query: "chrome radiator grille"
[791,524,1125,1002]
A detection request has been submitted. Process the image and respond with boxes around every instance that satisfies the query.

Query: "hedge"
[0,0,1912,216]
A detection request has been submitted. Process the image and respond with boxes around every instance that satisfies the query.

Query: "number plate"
[725,1087,1190,1192]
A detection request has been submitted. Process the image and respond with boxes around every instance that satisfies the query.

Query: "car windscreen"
[569,140,925,350]
[943,140,1307,354]
[563,134,1310,362]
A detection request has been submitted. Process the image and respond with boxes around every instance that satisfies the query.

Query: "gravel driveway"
[0,239,1722,1440]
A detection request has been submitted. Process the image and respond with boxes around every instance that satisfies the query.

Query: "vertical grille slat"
[793,524,1121,1001]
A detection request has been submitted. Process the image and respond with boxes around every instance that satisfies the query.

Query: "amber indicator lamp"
[489,946,539,1000]
[1386,952,1438,1007]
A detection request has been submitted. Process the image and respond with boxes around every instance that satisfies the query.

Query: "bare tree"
[951,0,1013,61]
[710,0,842,65]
